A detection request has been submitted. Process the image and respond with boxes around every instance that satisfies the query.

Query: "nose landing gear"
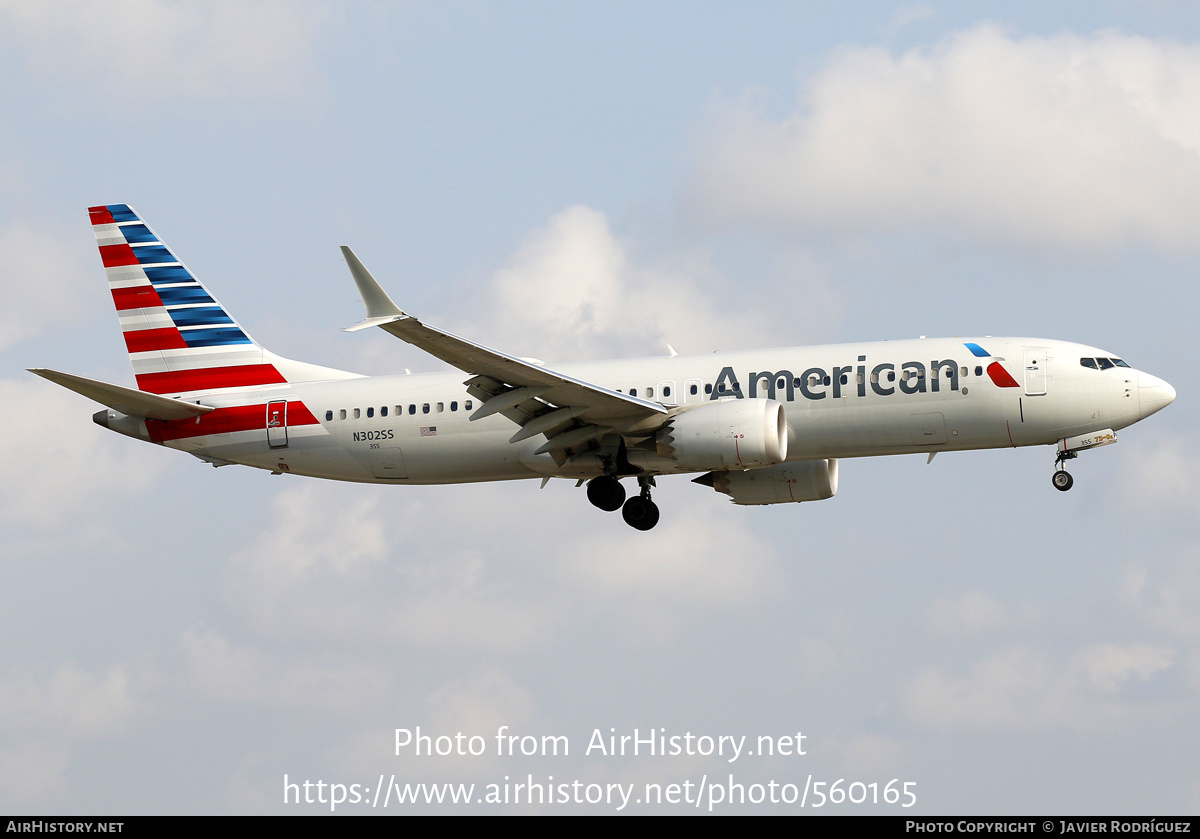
[1052,450,1077,492]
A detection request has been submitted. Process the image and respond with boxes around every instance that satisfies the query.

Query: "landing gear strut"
[621,476,660,531]
[1052,450,1076,492]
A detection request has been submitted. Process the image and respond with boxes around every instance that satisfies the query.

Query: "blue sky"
[1,1,1197,814]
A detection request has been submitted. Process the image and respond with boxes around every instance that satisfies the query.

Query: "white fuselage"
[135,337,1167,485]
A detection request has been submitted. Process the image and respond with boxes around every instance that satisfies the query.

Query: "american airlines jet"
[31,204,1177,531]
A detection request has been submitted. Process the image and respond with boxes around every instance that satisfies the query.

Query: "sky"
[1,0,1198,815]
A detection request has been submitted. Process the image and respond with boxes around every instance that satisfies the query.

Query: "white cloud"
[1115,436,1198,517]
[1121,557,1200,642]
[0,222,94,352]
[0,377,167,534]
[0,0,325,104]
[1075,643,1175,692]
[923,590,1034,637]
[222,475,786,652]
[180,627,393,712]
[0,663,138,806]
[903,642,1174,732]
[456,205,813,360]
[692,25,1200,250]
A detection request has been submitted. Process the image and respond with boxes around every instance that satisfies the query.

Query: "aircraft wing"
[341,247,668,453]
[29,368,215,421]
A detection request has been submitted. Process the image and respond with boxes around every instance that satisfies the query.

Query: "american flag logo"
[420,426,437,437]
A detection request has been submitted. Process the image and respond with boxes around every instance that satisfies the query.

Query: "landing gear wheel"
[586,476,626,511]
[1052,470,1074,492]
[621,496,660,530]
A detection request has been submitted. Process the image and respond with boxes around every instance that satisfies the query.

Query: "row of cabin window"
[614,365,988,399]
[325,399,475,422]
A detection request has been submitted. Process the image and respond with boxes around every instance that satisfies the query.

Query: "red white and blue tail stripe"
[89,203,288,396]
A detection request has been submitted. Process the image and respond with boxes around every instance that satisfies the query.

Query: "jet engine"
[696,459,839,505]
[656,398,788,471]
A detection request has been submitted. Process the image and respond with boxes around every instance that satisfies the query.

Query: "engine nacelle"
[702,459,839,506]
[656,399,788,471]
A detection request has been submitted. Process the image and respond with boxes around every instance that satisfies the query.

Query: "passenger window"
[381,406,388,417]
[887,371,896,383]
[629,389,636,396]
[451,401,458,411]
[822,376,830,386]
[367,407,374,418]
[1080,358,1098,369]
[422,403,430,414]
[840,374,848,385]
[974,366,983,377]
[690,384,698,395]
[663,386,671,397]
[809,375,819,387]
[646,387,654,398]
[436,402,444,412]
[960,366,968,378]
[339,409,346,420]
[465,400,473,411]
[718,383,726,393]
[705,384,712,394]
[777,378,786,389]
[353,408,361,419]
[408,404,416,415]
[325,410,333,421]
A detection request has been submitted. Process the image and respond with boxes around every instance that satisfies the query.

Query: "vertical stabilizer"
[89,204,356,395]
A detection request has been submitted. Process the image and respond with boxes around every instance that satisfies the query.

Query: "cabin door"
[266,400,288,448]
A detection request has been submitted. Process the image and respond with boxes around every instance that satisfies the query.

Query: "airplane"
[30,204,1177,531]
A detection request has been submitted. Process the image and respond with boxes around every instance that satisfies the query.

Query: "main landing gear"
[586,475,660,530]
[1052,450,1077,492]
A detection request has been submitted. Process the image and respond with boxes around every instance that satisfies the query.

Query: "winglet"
[341,246,407,331]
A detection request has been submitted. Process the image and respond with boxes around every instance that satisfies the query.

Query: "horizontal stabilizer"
[28,368,214,421]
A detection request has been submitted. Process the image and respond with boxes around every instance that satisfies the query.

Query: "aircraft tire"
[587,477,626,511]
[622,496,660,530]
[1052,470,1074,492]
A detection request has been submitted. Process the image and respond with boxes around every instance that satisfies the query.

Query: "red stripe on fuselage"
[987,362,1020,388]
[89,206,115,225]
[123,327,188,353]
[100,243,139,267]
[135,363,287,395]
[146,401,319,443]
[111,285,164,311]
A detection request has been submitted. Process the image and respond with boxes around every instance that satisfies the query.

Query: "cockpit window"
[1080,358,1097,369]
[1096,357,1114,370]
[1111,358,1130,368]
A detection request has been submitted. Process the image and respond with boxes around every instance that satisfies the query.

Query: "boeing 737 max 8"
[30,204,1177,530]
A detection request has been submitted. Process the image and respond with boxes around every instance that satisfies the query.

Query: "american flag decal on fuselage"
[89,204,285,396]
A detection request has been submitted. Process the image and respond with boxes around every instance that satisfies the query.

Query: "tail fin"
[89,204,356,395]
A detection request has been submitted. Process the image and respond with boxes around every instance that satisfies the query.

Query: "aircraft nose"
[1137,371,1176,419]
